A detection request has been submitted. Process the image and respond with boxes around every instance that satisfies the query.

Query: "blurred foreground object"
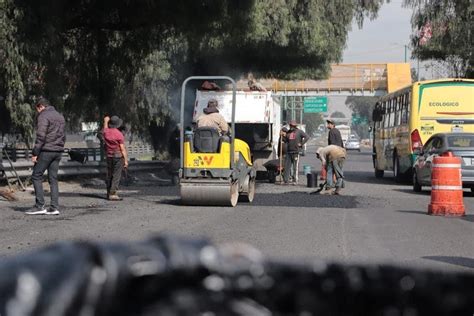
[0,235,473,316]
[0,189,17,201]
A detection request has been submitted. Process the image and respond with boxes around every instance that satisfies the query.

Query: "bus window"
[384,101,390,129]
[406,95,410,120]
[389,100,395,127]
[401,99,408,125]
[394,96,401,126]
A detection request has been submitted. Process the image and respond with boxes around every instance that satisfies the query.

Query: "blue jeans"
[32,151,62,209]
[326,158,345,189]
[283,152,299,183]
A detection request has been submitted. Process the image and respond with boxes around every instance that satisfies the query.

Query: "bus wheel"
[413,170,422,192]
[375,168,384,178]
[393,155,403,183]
[374,158,384,178]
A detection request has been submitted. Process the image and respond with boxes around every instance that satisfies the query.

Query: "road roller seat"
[193,127,221,153]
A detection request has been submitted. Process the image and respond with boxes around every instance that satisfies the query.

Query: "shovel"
[309,180,327,195]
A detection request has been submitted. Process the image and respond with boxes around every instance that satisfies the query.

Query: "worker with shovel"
[282,120,309,185]
[315,145,346,195]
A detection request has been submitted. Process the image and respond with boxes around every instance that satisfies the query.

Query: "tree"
[1,0,388,147]
[330,111,346,118]
[0,0,34,143]
[345,96,378,138]
[404,0,473,78]
[303,113,324,136]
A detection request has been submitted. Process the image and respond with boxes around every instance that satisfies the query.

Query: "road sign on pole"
[304,96,327,113]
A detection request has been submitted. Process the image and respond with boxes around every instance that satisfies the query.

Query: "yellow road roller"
[179,76,256,206]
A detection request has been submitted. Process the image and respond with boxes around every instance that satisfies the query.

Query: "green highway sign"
[352,115,368,124]
[304,96,327,113]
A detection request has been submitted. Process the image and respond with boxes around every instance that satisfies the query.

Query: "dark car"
[412,133,474,193]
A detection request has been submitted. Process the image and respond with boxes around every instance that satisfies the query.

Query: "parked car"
[345,136,361,152]
[412,133,474,193]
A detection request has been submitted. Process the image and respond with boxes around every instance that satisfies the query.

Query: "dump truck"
[193,90,281,177]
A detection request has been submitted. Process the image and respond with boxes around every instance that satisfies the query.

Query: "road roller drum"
[180,180,239,206]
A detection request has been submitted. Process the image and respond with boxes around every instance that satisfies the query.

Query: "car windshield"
[447,135,474,148]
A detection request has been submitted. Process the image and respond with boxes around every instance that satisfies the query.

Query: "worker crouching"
[316,145,346,195]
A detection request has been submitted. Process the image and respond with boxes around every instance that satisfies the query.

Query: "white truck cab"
[194,90,281,173]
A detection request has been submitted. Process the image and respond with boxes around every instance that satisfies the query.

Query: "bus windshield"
[414,81,474,142]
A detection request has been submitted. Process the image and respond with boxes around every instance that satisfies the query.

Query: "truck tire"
[413,170,422,192]
[393,155,403,183]
[239,177,255,203]
[171,174,180,186]
[374,157,384,178]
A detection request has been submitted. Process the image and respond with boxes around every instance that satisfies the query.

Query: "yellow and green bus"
[372,78,474,181]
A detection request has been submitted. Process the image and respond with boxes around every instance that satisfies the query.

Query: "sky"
[342,1,429,78]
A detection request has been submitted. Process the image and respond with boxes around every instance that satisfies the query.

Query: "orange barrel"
[428,152,465,216]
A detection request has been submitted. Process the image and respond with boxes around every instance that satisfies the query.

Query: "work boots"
[108,194,122,201]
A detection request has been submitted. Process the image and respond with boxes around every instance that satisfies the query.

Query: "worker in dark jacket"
[26,97,65,215]
[283,120,309,184]
[327,119,344,148]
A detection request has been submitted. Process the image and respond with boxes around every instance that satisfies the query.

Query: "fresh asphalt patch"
[241,191,383,209]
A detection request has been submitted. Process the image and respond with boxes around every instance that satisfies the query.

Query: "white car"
[345,137,361,152]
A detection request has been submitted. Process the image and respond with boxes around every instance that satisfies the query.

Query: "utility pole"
[403,44,420,81]
[417,59,420,81]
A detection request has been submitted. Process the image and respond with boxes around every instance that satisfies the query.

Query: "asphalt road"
[1,141,473,273]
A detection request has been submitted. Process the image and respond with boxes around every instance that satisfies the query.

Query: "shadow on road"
[78,192,108,200]
[396,210,427,216]
[394,188,473,198]
[344,170,401,186]
[159,198,182,206]
[462,215,474,222]
[422,256,474,269]
[393,189,431,196]
[397,210,473,223]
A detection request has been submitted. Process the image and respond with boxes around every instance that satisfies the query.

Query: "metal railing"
[1,159,167,180]
[2,144,154,163]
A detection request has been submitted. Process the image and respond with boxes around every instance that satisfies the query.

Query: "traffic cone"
[428,152,465,216]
